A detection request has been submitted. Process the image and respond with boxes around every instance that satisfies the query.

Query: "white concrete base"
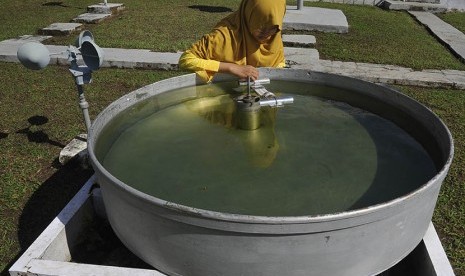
[9,176,455,276]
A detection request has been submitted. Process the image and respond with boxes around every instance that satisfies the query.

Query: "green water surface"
[101,81,436,216]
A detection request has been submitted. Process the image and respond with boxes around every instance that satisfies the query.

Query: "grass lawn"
[399,86,465,274]
[302,2,465,70]
[1,0,465,275]
[31,0,242,52]
[0,63,185,275]
[0,0,97,42]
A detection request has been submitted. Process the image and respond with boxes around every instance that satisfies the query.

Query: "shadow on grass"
[41,1,83,9]
[188,5,232,13]
[42,1,69,7]
[2,159,153,275]
[1,159,93,276]
[16,116,65,148]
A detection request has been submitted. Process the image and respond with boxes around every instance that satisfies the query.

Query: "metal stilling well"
[234,77,293,130]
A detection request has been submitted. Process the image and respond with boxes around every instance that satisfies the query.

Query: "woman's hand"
[219,63,259,80]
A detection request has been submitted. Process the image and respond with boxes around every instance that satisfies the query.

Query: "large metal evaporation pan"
[87,69,454,276]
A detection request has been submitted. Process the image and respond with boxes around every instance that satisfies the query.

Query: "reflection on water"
[185,94,279,168]
[101,81,437,216]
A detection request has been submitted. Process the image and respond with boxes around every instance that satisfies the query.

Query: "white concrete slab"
[284,6,349,33]
[409,11,465,62]
[0,36,56,63]
[382,0,447,12]
[17,259,163,276]
[88,3,125,14]
[1,38,465,89]
[304,0,384,5]
[441,0,465,11]
[72,13,112,24]
[102,48,182,70]
[284,47,319,67]
[0,39,181,70]
[0,35,52,44]
[423,224,455,276]
[39,23,83,36]
[409,0,440,4]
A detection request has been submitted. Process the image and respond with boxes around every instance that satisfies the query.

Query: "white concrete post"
[297,0,304,10]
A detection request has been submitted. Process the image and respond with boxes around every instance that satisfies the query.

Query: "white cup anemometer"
[17,31,104,133]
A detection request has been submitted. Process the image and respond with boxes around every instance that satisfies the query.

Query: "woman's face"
[251,25,279,44]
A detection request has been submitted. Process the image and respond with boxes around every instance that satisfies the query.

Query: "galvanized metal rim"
[87,70,454,225]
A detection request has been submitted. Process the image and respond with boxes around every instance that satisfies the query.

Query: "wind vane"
[17,31,104,133]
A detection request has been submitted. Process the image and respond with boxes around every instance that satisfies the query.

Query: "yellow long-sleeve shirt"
[178,0,286,83]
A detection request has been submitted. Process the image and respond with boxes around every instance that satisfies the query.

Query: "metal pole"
[297,0,304,10]
[76,84,92,133]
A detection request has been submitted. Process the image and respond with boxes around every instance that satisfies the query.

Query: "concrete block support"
[9,175,455,276]
[59,134,88,165]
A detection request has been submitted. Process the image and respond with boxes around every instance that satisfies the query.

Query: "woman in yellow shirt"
[179,0,286,83]
[179,0,284,167]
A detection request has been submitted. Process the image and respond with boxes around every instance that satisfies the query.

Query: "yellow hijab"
[190,0,286,69]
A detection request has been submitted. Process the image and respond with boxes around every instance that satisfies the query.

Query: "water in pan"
[101,81,436,216]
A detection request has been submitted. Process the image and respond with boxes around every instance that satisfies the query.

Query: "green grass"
[399,86,465,274]
[1,0,465,275]
[0,0,241,52]
[45,0,242,52]
[0,62,185,274]
[3,0,464,71]
[303,2,465,71]
[0,0,97,41]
